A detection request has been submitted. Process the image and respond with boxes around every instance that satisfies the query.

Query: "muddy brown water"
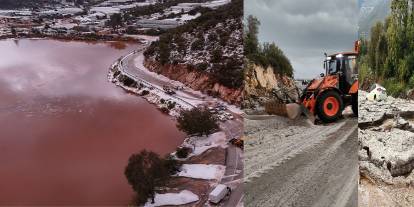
[0,39,185,205]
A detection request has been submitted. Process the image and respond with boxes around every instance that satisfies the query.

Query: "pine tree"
[244,15,260,59]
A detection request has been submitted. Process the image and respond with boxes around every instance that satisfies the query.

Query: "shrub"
[176,147,192,158]
[160,107,169,114]
[191,38,204,51]
[124,150,170,205]
[119,75,137,87]
[167,101,176,110]
[177,107,218,136]
[383,78,406,97]
[196,62,209,71]
[141,90,150,96]
[211,48,222,63]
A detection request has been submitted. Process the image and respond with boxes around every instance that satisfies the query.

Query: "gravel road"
[244,115,358,207]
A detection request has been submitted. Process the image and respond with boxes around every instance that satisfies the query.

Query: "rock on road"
[244,115,358,207]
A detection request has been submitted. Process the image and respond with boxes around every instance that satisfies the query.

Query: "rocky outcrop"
[243,61,298,109]
[144,60,242,105]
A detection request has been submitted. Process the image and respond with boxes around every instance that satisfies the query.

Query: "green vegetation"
[144,0,243,89]
[359,0,414,96]
[176,147,192,158]
[107,13,123,31]
[177,107,218,136]
[124,150,180,205]
[244,15,294,77]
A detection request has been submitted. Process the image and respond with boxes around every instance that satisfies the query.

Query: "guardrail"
[117,50,195,109]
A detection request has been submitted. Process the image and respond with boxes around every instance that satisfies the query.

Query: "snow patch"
[178,132,227,159]
[177,164,225,180]
[144,190,199,207]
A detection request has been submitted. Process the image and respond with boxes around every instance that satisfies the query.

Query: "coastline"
[0,33,140,43]
[108,46,243,206]
[0,36,240,206]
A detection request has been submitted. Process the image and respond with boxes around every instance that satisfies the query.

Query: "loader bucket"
[265,101,301,119]
[264,100,316,123]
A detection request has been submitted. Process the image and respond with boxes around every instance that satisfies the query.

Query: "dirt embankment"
[358,90,414,206]
[144,59,242,105]
[243,61,298,109]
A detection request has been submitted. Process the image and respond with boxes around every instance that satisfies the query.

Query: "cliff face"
[243,61,298,108]
[144,60,242,104]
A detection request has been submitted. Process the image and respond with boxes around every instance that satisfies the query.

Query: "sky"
[245,0,359,79]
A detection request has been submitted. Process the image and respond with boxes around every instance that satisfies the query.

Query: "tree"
[124,150,179,205]
[211,48,223,63]
[244,15,260,59]
[158,35,171,65]
[108,13,123,31]
[10,26,16,35]
[74,0,84,7]
[262,42,294,77]
[357,0,414,95]
[244,15,293,77]
[177,107,219,136]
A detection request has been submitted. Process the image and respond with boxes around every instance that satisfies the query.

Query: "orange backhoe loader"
[273,41,359,123]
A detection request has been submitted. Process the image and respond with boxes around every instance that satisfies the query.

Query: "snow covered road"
[113,42,244,206]
[244,115,358,207]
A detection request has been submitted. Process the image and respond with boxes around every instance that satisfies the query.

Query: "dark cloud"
[245,0,358,79]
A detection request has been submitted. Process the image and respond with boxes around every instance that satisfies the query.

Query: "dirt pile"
[243,62,298,109]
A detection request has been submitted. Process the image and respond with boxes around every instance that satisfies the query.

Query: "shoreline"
[108,56,190,118]
[108,48,238,206]
[0,33,141,43]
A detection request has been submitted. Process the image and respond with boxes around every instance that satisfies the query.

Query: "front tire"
[352,92,358,116]
[316,90,343,123]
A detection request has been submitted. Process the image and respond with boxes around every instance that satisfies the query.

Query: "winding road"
[116,42,244,206]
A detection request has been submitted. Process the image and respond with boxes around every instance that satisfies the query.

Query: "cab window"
[328,60,339,74]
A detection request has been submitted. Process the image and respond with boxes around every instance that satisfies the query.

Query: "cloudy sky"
[245,0,359,79]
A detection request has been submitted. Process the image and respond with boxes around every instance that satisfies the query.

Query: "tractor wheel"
[316,90,343,123]
[352,92,358,116]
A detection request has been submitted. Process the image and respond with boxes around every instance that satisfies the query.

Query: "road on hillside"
[220,118,244,207]
[244,115,358,207]
[121,46,209,106]
[120,45,244,206]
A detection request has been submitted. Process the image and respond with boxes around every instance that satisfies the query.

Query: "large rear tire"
[352,92,358,116]
[316,90,343,123]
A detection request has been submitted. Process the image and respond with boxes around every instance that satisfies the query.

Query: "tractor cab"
[323,52,358,93]
[300,50,359,123]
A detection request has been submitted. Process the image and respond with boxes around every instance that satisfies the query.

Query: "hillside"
[243,61,298,109]
[243,15,296,109]
[143,0,243,93]
[358,0,391,38]
[358,0,414,98]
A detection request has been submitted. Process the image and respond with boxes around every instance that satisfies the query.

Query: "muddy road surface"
[244,114,357,207]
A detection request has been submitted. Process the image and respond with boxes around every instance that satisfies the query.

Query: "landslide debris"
[243,61,299,110]
[358,90,414,206]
